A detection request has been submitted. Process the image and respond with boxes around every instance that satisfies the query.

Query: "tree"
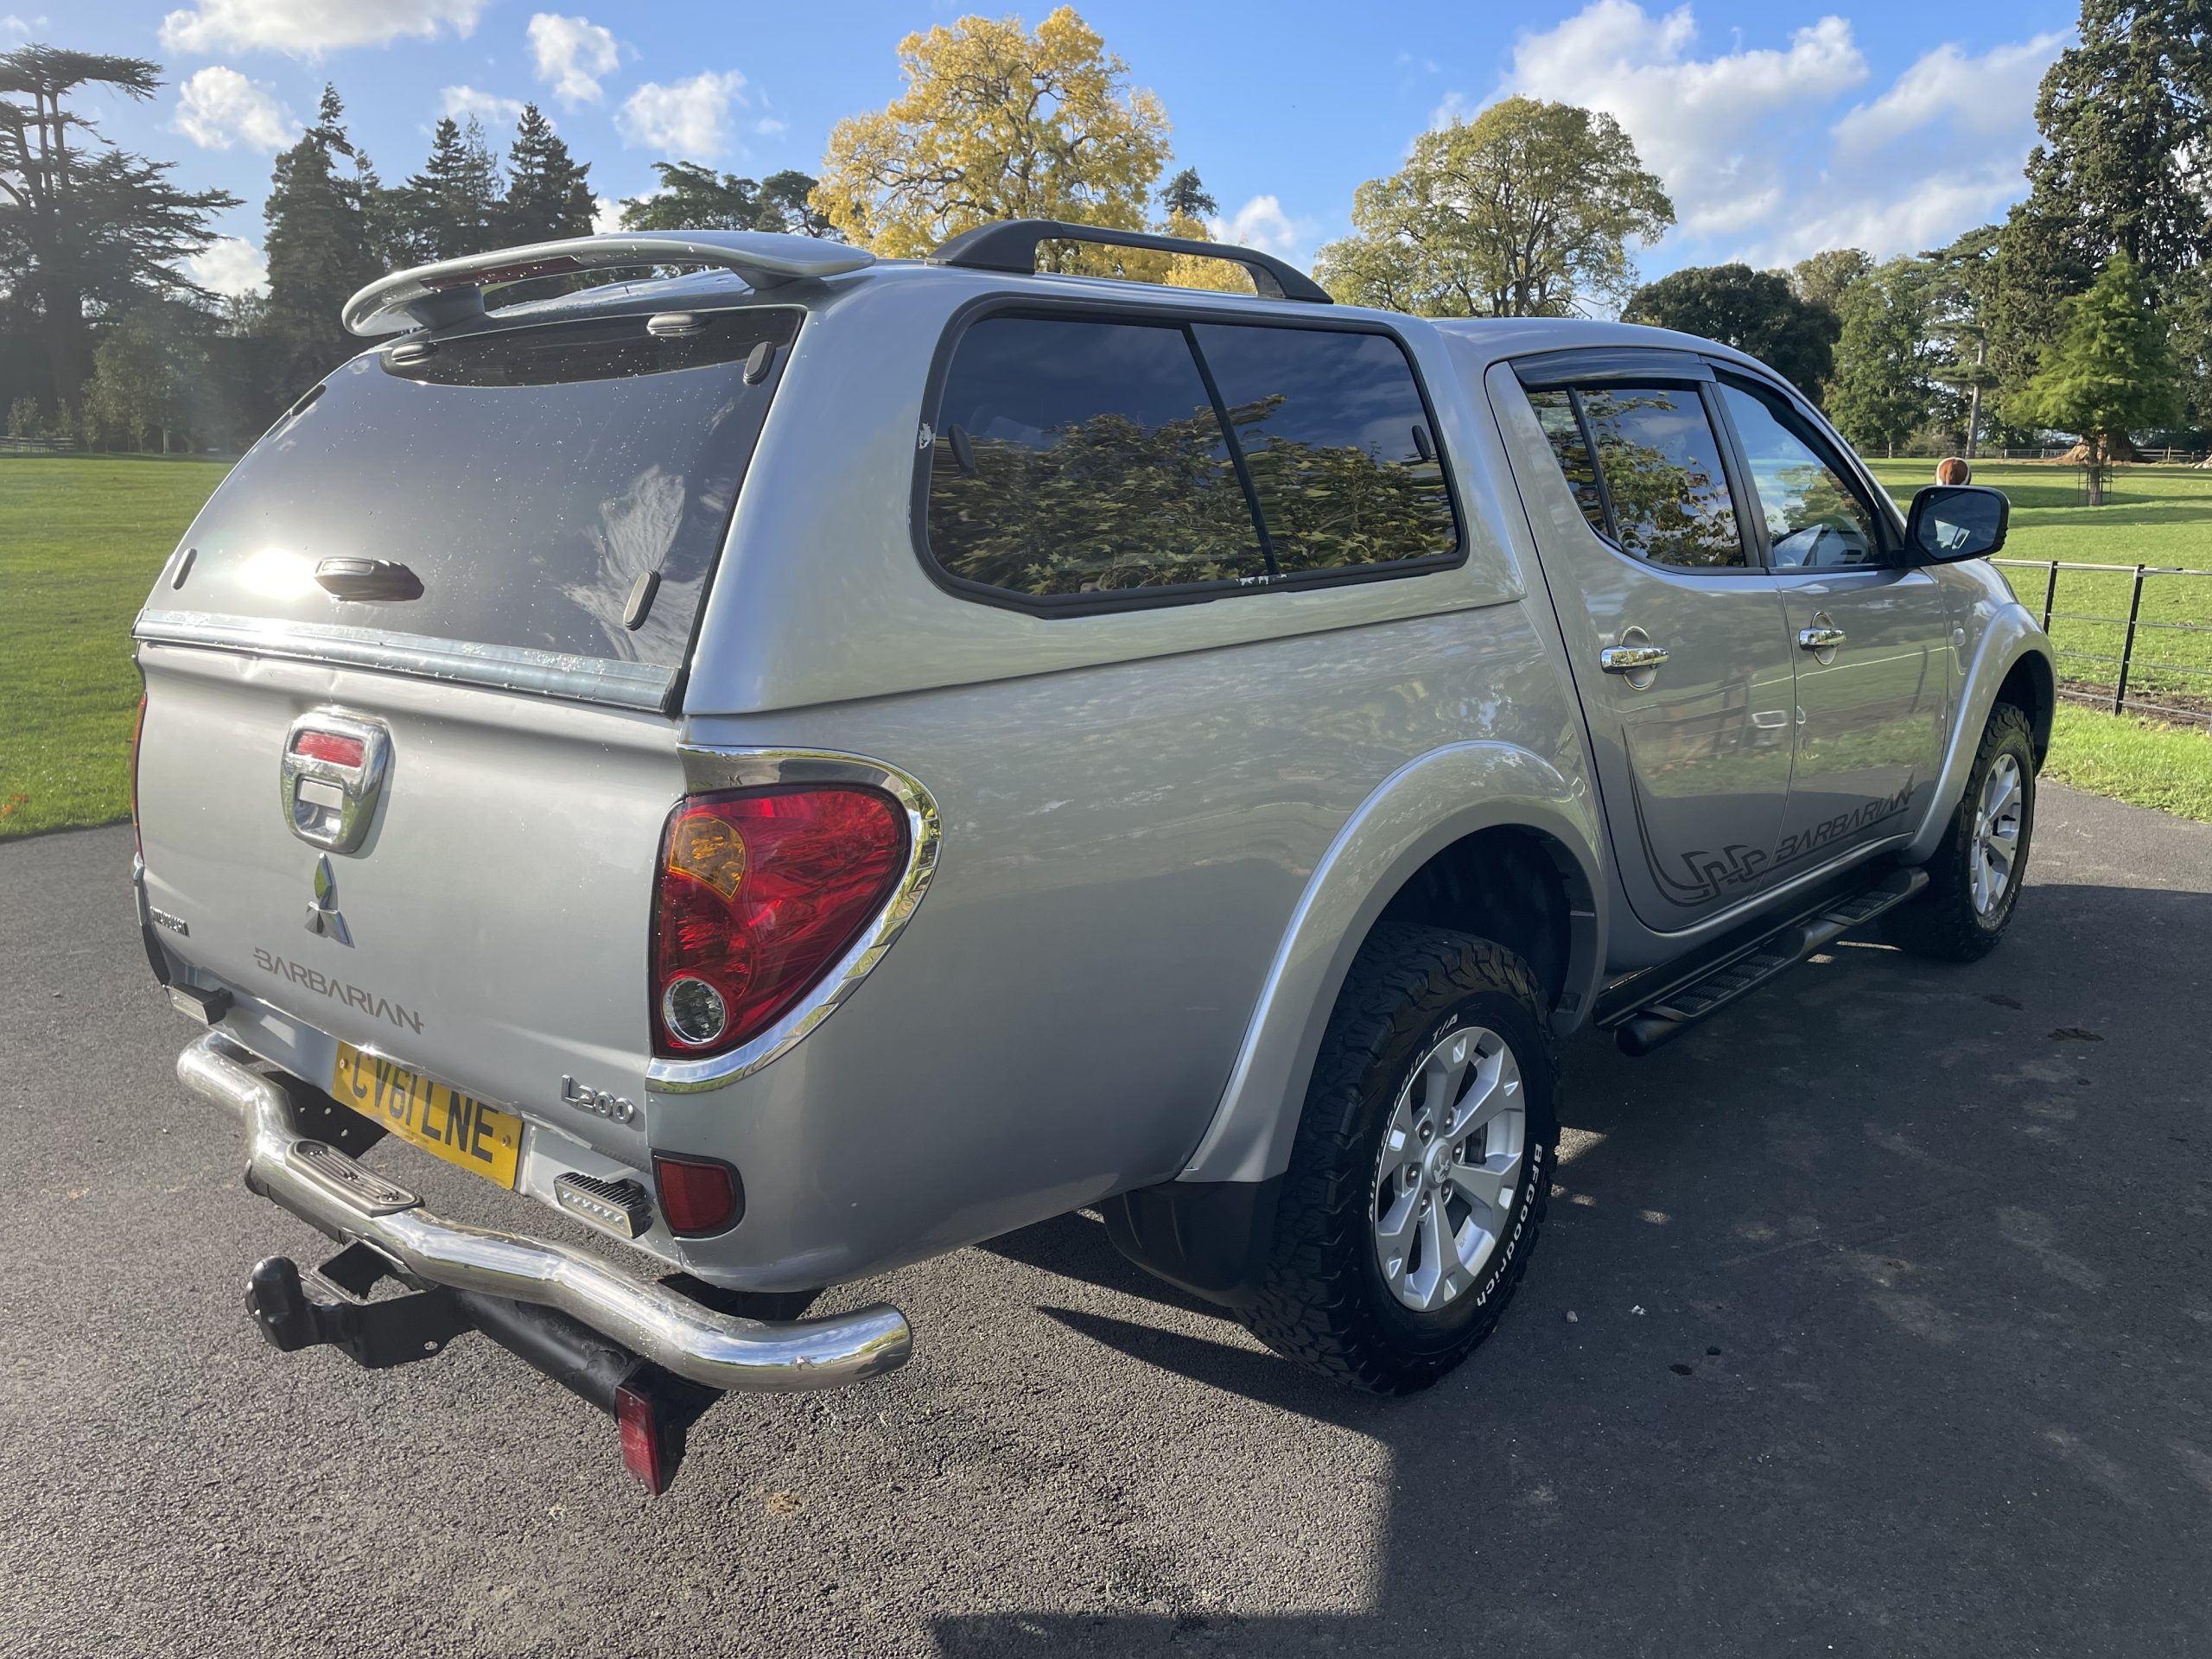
[619,162,831,235]
[84,300,207,451]
[0,44,238,416]
[399,116,502,262]
[1827,257,1936,457]
[811,7,1171,262]
[2015,251,2180,504]
[1991,0,2211,411]
[1789,247,1872,312]
[500,104,593,245]
[259,86,378,400]
[1158,167,1215,221]
[1313,97,1673,318]
[1923,226,2001,456]
[1622,264,1838,398]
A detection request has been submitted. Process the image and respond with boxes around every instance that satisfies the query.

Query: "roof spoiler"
[340,231,875,337]
[929,219,1332,304]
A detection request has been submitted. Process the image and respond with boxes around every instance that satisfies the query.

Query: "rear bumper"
[176,1033,912,1393]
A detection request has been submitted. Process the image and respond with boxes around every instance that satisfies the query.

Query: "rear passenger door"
[1500,353,1799,931]
[1710,375,1948,867]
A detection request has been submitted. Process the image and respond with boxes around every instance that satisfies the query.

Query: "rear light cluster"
[650,785,909,1060]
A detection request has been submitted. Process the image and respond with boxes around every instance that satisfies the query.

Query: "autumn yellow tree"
[813,6,1179,276]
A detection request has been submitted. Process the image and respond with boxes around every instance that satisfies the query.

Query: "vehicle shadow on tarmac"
[940,883,2212,1656]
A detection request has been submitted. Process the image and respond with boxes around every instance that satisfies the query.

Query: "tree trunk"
[1965,381,1983,460]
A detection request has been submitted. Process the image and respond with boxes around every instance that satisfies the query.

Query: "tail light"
[650,785,908,1059]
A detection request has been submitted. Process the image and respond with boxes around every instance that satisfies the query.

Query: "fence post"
[2041,562,2059,632]
[2113,563,2147,715]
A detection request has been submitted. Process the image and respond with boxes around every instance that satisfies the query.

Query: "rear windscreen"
[167,307,800,679]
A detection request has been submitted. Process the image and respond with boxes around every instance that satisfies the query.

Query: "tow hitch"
[244,1241,715,1496]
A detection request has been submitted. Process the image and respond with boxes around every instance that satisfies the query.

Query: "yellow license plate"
[330,1042,523,1189]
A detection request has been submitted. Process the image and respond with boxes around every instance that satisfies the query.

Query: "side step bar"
[1613,867,1929,1058]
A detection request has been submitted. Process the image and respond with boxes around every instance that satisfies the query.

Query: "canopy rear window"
[154,307,799,703]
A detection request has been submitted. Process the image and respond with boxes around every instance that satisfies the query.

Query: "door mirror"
[1905,485,2008,563]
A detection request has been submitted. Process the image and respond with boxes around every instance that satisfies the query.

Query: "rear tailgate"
[135,650,682,1166]
[130,299,802,1171]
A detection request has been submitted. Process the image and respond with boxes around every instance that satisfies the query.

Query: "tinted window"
[1527,388,1607,535]
[168,308,798,671]
[1718,382,1883,569]
[1190,324,1458,573]
[1578,385,1745,569]
[926,316,1268,598]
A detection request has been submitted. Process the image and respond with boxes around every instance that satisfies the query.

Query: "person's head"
[1935,457,1972,486]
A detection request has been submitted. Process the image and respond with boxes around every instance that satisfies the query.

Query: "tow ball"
[243,1243,715,1495]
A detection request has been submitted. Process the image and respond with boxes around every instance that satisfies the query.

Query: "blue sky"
[22,0,2081,303]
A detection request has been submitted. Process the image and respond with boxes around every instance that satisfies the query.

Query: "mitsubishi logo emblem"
[305,854,353,946]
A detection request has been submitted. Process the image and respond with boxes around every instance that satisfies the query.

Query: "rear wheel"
[1240,925,1558,1394]
[1885,702,2037,961]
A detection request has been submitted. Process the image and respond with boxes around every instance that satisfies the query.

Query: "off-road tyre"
[1239,925,1560,1394]
[1884,702,2037,963]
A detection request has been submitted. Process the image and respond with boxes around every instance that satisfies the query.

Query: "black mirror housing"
[1906,484,2009,563]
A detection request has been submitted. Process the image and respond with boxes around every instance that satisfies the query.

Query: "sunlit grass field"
[2,452,2207,841]
[1,455,228,838]
[1866,459,2212,717]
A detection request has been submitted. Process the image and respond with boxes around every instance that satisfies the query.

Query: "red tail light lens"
[291,729,366,767]
[652,1152,743,1236]
[650,785,908,1058]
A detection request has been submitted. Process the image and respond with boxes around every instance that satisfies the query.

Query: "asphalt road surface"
[3,785,2207,1658]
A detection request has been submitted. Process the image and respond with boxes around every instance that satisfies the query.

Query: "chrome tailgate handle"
[1600,644,1669,673]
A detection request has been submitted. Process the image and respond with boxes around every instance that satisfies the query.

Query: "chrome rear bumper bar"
[177,1033,912,1393]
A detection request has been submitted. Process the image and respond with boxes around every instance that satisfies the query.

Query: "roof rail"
[340,230,875,337]
[929,219,1331,305]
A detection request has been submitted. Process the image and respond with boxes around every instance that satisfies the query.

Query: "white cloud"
[753,116,788,137]
[527,12,620,107]
[441,85,524,124]
[1469,1,2066,271]
[1831,33,2066,154]
[1494,1,1868,237]
[591,193,622,235]
[1209,195,1318,264]
[618,70,746,159]
[159,0,486,56]
[174,65,298,151]
[186,236,269,296]
[0,14,50,41]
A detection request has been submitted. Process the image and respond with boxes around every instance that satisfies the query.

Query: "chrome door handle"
[1600,644,1669,673]
[1798,626,1847,651]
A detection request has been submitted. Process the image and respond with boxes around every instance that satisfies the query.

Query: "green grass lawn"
[0,455,230,838]
[1866,459,2212,716]
[1,451,2206,842]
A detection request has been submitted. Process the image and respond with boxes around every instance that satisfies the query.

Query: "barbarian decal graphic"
[251,947,425,1033]
[1628,772,1918,907]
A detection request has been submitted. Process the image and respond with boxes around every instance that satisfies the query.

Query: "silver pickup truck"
[130,221,2053,1491]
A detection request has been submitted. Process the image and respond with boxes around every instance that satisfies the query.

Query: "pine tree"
[501,104,593,245]
[402,116,503,262]
[2017,252,2180,505]
[259,85,377,400]
[1991,0,2212,410]
[619,162,833,235]
[0,44,238,416]
[1158,168,1217,222]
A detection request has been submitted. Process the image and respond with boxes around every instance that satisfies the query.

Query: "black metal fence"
[1994,558,2212,727]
